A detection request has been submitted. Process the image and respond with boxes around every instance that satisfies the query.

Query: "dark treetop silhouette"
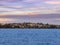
[0,22,60,28]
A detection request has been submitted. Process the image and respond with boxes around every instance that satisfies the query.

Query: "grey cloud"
[0,14,60,19]
[0,0,23,2]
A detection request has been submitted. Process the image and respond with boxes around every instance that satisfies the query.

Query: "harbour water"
[0,29,60,45]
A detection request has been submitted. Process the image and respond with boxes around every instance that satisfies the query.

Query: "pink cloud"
[45,1,60,4]
[24,0,48,3]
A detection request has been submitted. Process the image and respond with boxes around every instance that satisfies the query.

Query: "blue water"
[0,29,60,45]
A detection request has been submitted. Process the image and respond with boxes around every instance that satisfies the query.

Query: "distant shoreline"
[0,23,60,28]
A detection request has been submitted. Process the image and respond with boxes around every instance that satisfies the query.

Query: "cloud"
[0,0,23,2]
[0,18,15,23]
[0,5,60,16]
[0,10,40,15]
[0,5,23,10]
[0,0,46,2]
[0,0,60,15]
[45,1,60,4]
[0,9,58,15]
[23,0,45,3]
[55,18,60,21]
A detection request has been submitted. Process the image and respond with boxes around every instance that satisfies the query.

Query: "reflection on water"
[0,29,60,45]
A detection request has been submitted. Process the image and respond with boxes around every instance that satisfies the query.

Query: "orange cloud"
[0,18,14,23]
[0,9,40,16]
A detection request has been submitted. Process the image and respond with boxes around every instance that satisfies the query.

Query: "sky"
[0,0,60,24]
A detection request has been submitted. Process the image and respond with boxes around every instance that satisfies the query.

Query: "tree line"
[0,23,60,28]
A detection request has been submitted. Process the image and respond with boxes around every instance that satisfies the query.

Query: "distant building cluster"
[0,23,60,28]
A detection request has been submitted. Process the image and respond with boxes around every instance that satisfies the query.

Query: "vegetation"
[0,23,60,28]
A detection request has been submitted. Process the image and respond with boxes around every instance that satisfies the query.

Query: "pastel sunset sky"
[0,0,60,24]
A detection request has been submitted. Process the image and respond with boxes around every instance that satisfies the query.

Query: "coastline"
[0,23,60,28]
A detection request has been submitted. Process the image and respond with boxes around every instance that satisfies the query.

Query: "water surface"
[0,29,60,45]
